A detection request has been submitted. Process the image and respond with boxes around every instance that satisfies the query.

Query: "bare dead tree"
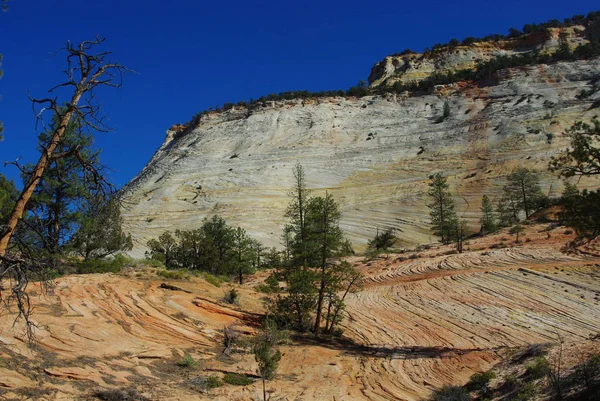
[0,37,131,342]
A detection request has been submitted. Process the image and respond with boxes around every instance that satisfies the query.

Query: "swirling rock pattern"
[1,232,599,400]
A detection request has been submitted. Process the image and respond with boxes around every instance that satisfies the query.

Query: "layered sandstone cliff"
[368,25,589,87]
[121,58,600,256]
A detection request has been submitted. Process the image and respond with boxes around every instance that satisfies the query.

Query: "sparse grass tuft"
[177,353,197,368]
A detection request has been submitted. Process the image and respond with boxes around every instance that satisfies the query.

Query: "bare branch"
[0,37,131,342]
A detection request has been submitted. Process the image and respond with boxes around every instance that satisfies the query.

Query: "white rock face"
[121,59,600,257]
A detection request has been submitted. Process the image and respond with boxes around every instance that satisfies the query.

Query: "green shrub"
[202,273,223,287]
[575,354,600,391]
[206,375,223,389]
[223,373,253,386]
[255,284,275,293]
[75,258,122,274]
[504,374,518,389]
[256,273,280,294]
[142,258,165,268]
[112,253,133,266]
[367,227,396,251]
[187,375,223,390]
[157,269,189,280]
[177,353,197,368]
[430,385,469,401]
[525,357,550,380]
[513,381,536,401]
[264,273,280,292]
[225,288,239,304]
[466,370,496,391]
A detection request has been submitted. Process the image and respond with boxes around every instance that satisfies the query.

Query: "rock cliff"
[121,58,600,256]
[368,26,588,87]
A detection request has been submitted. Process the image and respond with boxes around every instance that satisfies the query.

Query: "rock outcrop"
[1,226,599,400]
[121,58,600,256]
[368,26,589,87]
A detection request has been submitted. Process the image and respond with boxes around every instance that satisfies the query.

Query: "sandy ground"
[0,223,599,400]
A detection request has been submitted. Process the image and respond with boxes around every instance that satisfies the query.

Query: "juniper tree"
[427,173,457,244]
[443,101,450,118]
[171,228,207,270]
[558,183,600,242]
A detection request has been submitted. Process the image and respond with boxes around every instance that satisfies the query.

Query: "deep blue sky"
[1,0,597,188]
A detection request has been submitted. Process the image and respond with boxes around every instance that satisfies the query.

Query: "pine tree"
[306,192,345,335]
[509,223,525,243]
[231,227,255,284]
[147,231,178,268]
[253,320,283,401]
[202,215,235,274]
[479,195,497,234]
[323,261,362,335]
[0,175,18,226]
[70,196,132,260]
[427,173,457,244]
[550,120,600,178]
[503,168,544,219]
[449,217,469,253]
[285,162,310,267]
[22,113,100,257]
[496,193,519,227]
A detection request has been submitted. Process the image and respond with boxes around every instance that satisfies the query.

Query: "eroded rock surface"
[121,58,600,256]
[1,226,599,400]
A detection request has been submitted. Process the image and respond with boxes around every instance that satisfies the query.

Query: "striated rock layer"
[121,58,600,256]
[367,25,589,87]
[1,228,599,400]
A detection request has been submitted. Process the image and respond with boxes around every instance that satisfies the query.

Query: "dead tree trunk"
[0,37,130,257]
[0,37,130,342]
[0,107,79,255]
